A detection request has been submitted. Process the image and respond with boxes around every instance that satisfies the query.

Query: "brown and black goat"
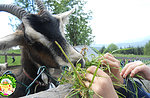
[0,0,85,97]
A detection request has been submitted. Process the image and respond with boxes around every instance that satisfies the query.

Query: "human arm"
[120,61,150,81]
[84,66,118,98]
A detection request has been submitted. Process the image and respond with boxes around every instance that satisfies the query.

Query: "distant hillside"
[116,40,149,48]
[91,36,150,50]
[117,36,150,48]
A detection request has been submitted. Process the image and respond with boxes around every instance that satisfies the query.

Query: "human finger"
[84,81,90,88]
[99,53,115,61]
[122,64,138,78]
[130,65,144,77]
[102,59,120,68]
[105,53,115,59]
[103,53,119,62]
[87,66,97,73]
[85,73,94,82]
[105,53,120,63]
[120,62,134,76]
[121,61,144,77]
[87,66,108,77]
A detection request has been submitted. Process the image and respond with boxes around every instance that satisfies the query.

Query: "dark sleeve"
[116,79,150,98]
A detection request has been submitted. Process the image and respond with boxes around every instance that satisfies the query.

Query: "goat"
[0,62,8,71]
[0,0,85,97]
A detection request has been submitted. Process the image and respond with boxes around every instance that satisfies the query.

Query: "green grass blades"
[55,41,105,98]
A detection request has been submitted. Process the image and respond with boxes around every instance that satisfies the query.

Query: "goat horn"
[0,4,29,20]
[35,0,46,12]
[34,0,51,17]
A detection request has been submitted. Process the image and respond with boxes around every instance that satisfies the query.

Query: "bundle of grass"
[56,41,150,98]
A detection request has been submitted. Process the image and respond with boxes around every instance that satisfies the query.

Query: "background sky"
[0,0,14,38]
[0,0,150,45]
[86,0,150,44]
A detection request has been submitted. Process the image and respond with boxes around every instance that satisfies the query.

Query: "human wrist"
[112,74,124,89]
[104,88,118,98]
[144,66,150,80]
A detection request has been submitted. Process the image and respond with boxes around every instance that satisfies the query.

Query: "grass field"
[114,54,150,58]
[0,49,21,66]
[0,49,150,66]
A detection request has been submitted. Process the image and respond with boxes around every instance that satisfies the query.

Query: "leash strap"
[23,68,41,85]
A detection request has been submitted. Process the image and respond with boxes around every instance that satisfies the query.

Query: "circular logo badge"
[0,74,16,97]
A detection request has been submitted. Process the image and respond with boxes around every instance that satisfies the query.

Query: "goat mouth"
[57,58,85,69]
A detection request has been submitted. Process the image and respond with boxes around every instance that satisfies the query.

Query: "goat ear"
[53,8,75,25]
[61,8,75,24]
[0,30,24,50]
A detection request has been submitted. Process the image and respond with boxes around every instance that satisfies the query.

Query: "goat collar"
[23,68,46,86]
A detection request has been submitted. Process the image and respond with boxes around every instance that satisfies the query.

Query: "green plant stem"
[138,78,150,93]
[55,41,86,88]
[88,60,101,88]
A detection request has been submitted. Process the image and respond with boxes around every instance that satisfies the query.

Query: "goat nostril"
[62,66,69,71]
[74,58,85,68]
[80,59,85,68]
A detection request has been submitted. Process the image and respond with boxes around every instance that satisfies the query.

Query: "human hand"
[120,61,150,81]
[100,53,124,85]
[84,66,118,98]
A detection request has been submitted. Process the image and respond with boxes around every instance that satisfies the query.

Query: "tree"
[106,43,118,53]
[144,41,150,55]
[99,46,106,53]
[14,0,94,46]
[136,46,144,55]
[118,46,144,55]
